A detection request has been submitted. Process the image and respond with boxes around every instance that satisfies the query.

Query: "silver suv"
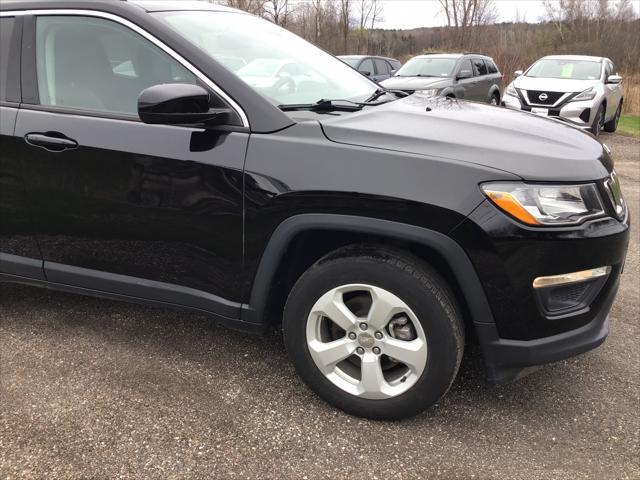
[381,53,502,105]
[503,55,624,136]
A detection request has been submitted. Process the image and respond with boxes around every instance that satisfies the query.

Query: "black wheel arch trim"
[241,213,496,329]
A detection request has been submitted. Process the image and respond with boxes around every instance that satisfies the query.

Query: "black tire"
[603,101,622,133]
[490,92,500,106]
[283,245,464,420]
[591,104,605,136]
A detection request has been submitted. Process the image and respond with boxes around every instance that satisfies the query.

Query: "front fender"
[241,213,495,330]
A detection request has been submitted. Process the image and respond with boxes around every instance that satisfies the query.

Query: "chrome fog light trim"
[533,266,611,289]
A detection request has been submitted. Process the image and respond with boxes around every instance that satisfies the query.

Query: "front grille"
[524,90,564,106]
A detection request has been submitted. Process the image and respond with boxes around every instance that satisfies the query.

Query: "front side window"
[395,57,457,78]
[358,58,374,75]
[526,59,602,81]
[155,11,377,107]
[35,16,196,115]
[457,59,473,76]
[374,59,389,76]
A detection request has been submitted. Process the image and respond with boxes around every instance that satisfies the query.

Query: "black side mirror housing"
[138,83,230,125]
[456,69,472,80]
[359,70,372,77]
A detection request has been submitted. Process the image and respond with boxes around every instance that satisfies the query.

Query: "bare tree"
[436,0,496,45]
[339,0,352,53]
[221,0,266,16]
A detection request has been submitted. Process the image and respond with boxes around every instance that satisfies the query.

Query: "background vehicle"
[381,53,502,105]
[338,55,401,82]
[503,55,624,136]
[0,1,628,420]
[236,59,324,96]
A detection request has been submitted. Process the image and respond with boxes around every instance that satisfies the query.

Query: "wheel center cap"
[358,333,375,349]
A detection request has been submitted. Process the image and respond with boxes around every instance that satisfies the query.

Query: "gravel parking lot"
[1,134,638,480]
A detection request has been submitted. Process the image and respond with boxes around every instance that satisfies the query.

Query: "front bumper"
[502,93,596,130]
[451,196,629,383]
[476,276,616,383]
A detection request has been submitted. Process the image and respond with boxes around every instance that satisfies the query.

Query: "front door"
[15,13,248,316]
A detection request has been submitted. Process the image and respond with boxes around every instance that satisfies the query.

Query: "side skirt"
[0,269,263,335]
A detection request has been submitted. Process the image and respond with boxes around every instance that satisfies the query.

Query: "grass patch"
[617,115,640,137]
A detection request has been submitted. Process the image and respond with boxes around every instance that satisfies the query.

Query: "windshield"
[339,57,360,68]
[395,57,457,77]
[154,11,377,106]
[237,59,283,77]
[526,59,602,80]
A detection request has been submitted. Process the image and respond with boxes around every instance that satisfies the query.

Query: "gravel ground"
[1,133,639,480]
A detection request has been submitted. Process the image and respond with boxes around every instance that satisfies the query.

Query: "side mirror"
[607,74,622,84]
[456,69,472,80]
[137,83,229,125]
[359,70,372,77]
[514,70,523,77]
[390,69,397,76]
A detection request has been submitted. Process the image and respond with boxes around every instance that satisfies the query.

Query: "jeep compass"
[0,1,629,419]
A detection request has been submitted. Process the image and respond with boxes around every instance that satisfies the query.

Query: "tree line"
[214,0,640,113]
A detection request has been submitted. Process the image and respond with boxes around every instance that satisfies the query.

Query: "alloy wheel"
[305,284,427,400]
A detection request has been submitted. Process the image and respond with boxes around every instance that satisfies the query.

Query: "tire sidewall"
[283,255,462,419]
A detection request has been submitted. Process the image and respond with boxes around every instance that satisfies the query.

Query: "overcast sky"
[376,0,637,29]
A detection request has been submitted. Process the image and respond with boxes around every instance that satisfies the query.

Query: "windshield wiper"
[364,87,409,103]
[279,89,410,112]
[278,99,364,112]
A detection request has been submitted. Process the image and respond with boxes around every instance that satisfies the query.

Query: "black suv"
[0,1,629,420]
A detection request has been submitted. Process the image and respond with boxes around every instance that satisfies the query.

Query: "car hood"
[320,95,611,181]
[381,76,451,91]
[513,75,600,93]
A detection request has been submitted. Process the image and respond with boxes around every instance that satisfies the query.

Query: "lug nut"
[375,331,383,339]
[372,347,381,355]
[348,332,357,340]
[359,322,368,331]
[356,347,365,355]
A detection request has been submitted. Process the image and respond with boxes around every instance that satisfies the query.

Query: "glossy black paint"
[14,109,247,314]
[137,83,229,125]
[451,200,629,340]
[0,0,631,382]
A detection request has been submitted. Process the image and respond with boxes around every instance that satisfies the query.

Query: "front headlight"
[418,89,439,97]
[505,83,517,97]
[482,182,605,226]
[570,87,597,102]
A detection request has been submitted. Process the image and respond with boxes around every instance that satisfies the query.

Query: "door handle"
[25,132,78,152]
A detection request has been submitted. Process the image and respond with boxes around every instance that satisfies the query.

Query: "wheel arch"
[241,214,495,335]
[488,85,501,102]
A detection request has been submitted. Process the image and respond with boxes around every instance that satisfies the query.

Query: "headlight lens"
[505,83,517,97]
[570,87,597,102]
[418,88,439,97]
[482,182,605,226]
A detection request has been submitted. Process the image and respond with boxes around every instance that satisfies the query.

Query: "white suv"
[503,55,623,136]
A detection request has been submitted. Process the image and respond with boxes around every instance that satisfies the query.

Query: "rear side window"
[486,59,499,74]
[374,58,389,75]
[0,17,15,102]
[472,58,488,76]
[35,16,196,116]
